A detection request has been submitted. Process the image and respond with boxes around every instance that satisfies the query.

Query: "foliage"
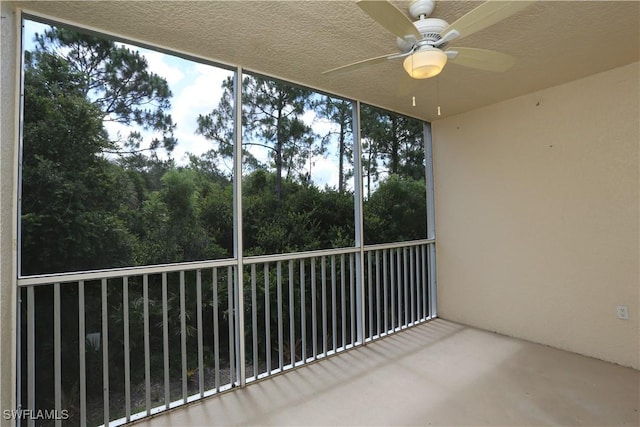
[20,22,430,422]
[34,26,176,154]
[198,75,322,200]
[21,49,137,275]
[361,104,425,197]
[364,175,427,245]
[242,170,355,255]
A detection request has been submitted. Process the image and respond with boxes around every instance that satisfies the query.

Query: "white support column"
[232,67,246,387]
[1,4,21,425]
[352,101,365,345]
[423,121,437,317]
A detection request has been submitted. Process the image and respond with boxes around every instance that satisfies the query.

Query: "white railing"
[16,240,435,427]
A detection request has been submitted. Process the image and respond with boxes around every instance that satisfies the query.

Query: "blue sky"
[23,18,353,190]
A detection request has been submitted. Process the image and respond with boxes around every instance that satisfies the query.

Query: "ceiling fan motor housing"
[396,17,449,52]
[408,0,436,19]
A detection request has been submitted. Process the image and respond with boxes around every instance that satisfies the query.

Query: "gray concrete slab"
[131,319,639,426]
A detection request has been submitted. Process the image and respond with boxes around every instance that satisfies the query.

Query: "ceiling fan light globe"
[403,48,447,79]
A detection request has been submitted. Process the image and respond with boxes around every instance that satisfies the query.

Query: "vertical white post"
[251,265,258,376]
[288,261,295,365]
[340,255,346,348]
[213,269,220,391]
[424,122,437,317]
[349,255,355,345]
[53,284,61,427]
[15,12,26,425]
[233,67,246,386]
[277,262,283,368]
[383,250,388,333]
[375,251,381,335]
[300,260,306,361]
[264,264,271,374]
[352,100,365,345]
[142,276,150,414]
[123,278,131,419]
[180,271,187,403]
[310,260,317,358]
[101,279,109,426]
[162,273,170,408]
[27,286,35,427]
[78,282,87,427]
[196,270,204,396]
[331,256,337,351]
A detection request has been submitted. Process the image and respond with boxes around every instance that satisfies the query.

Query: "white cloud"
[169,65,233,161]
[310,156,339,188]
[140,49,185,86]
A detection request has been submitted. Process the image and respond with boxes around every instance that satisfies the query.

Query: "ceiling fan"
[323,0,533,79]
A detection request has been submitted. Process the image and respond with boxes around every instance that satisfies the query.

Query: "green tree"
[21,24,182,275]
[198,75,320,200]
[360,105,425,196]
[21,50,137,275]
[363,175,427,245]
[314,97,353,193]
[34,26,176,155]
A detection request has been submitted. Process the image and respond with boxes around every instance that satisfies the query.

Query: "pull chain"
[436,77,441,116]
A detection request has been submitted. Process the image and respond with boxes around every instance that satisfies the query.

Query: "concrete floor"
[132,319,639,426]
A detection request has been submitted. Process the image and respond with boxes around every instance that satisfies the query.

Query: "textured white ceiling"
[15,1,640,121]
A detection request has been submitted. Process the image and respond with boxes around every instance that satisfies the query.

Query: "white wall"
[433,62,639,369]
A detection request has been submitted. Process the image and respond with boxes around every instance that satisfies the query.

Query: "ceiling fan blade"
[357,0,421,40]
[322,53,397,75]
[446,47,516,72]
[441,1,534,41]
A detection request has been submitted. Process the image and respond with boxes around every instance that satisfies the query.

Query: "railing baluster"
[429,243,437,317]
[78,281,87,427]
[404,247,409,327]
[367,251,373,339]
[390,249,396,332]
[54,283,61,427]
[162,273,170,408]
[349,254,355,346]
[123,277,131,420]
[18,242,431,425]
[383,250,388,334]
[375,250,381,337]
[331,255,337,352]
[197,270,204,397]
[27,286,35,427]
[101,278,110,426]
[289,260,295,366]
[422,245,428,318]
[143,275,151,414]
[321,256,327,356]
[277,261,283,370]
[228,266,235,384]
[410,247,416,325]
[251,264,258,378]
[340,254,346,349]
[300,259,306,362]
[180,271,187,402]
[311,258,317,359]
[415,246,421,322]
[213,268,220,392]
[396,249,402,330]
[264,263,271,374]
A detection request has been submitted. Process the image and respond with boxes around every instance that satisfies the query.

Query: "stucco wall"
[0,2,19,424]
[433,62,639,369]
